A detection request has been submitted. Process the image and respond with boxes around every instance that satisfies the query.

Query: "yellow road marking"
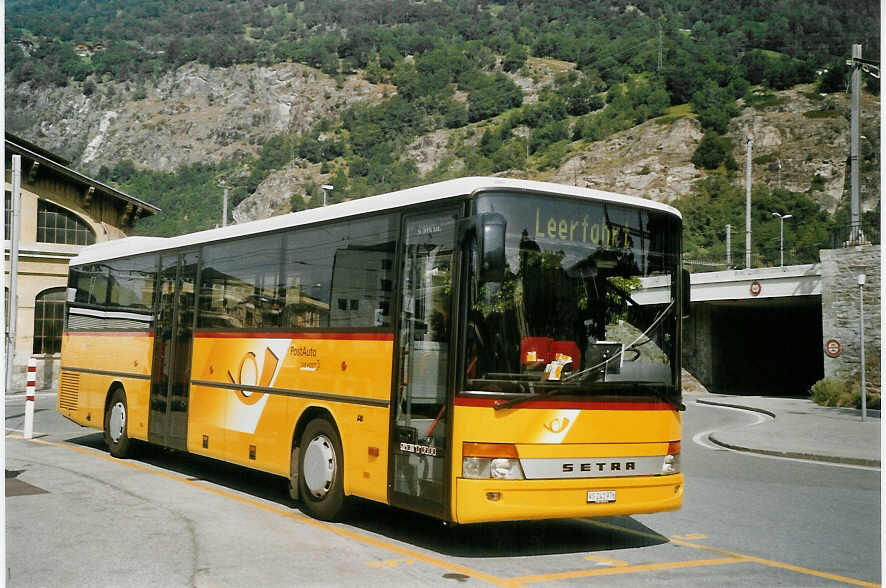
[368,559,414,568]
[672,533,708,540]
[10,435,517,588]
[584,554,629,567]
[10,434,880,588]
[586,519,881,588]
[512,557,748,583]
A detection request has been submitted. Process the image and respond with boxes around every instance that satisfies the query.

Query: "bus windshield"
[465,191,682,407]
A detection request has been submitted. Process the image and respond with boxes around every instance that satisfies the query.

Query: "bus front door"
[149,250,198,450]
[391,209,458,518]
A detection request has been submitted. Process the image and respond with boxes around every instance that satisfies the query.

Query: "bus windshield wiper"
[493,383,573,411]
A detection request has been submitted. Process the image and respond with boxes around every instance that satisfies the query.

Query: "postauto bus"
[58,177,686,523]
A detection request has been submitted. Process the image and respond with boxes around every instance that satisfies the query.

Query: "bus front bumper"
[454,474,683,524]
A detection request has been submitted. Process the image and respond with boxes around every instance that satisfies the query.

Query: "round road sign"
[749,280,762,296]
[825,339,841,358]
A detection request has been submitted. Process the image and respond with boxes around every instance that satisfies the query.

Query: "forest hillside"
[6,0,880,266]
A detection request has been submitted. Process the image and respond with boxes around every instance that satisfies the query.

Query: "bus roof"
[70,176,681,266]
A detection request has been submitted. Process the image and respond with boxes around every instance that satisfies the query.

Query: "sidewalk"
[694,394,881,467]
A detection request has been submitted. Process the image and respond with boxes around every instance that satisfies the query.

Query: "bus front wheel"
[298,418,345,521]
[103,387,133,458]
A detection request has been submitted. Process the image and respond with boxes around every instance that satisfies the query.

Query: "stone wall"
[682,303,714,391]
[820,245,881,383]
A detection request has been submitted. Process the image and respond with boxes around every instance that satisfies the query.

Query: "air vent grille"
[59,371,80,410]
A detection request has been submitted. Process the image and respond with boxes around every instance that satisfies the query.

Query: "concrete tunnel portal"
[683,295,824,397]
[636,265,826,398]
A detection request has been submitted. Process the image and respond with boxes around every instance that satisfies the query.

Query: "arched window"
[34,288,67,355]
[37,200,95,245]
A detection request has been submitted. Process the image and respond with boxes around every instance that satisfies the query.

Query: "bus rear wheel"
[103,387,133,458]
[298,418,345,521]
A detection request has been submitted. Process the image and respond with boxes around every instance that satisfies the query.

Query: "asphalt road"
[4,393,881,587]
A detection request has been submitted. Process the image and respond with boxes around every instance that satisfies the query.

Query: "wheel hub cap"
[109,402,126,443]
[303,435,336,498]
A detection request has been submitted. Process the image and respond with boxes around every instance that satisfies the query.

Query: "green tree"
[691,133,737,170]
[466,73,523,122]
[502,44,528,73]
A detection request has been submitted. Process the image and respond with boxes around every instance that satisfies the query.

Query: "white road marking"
[692,400,880,471]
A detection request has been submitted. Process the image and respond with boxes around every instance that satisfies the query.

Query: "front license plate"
[587,490,616,504]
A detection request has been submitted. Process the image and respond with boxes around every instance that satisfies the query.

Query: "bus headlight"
[661,441,681,475]
[463,457,491,479]
[490,458,524,479]
[462,443,525,480]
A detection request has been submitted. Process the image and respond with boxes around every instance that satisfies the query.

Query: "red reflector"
[462,442,519,458]
[368,446,379,457]
[668,441,681,455]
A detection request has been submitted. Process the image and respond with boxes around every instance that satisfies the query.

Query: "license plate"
[587,490,616,504]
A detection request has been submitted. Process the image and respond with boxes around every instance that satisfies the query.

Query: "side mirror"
[477,212,507,282]
[681,268,691,318]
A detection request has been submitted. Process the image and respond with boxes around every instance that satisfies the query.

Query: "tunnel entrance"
[685,295,823,397]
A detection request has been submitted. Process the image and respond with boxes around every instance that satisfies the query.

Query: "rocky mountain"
[8,61,386,173]
[7,59,880,226]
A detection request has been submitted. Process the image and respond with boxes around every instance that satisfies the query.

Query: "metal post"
[725,224,732,267]
[24,357,36,439]
[2,140,7,394]
[849,44,862,243]
[222,188,228,227]
[779,217,784,268]
[6,155,21,393]
[745,137,752,269]
[858,271,866,421]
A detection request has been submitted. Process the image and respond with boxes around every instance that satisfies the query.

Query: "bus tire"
[103,387,134,459]
[298,418,345,521]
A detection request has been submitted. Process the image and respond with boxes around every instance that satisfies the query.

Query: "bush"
[810,378,848,407]
[810,360,881,411]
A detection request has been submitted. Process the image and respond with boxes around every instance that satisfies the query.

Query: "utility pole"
[848,44,862,243]
[1,148,7,394]
[777,159,782,190]
[6,156,21,393]
[745,137,752,269]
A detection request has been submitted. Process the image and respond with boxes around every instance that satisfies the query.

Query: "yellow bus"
[58,177,686,523]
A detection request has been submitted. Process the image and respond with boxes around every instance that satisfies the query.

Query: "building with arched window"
[5,133,160,390]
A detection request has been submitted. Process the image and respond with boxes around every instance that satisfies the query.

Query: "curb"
[707,433,881,468]
[695,398,775,418]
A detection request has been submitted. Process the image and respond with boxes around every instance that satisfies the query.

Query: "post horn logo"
[544,417,570,434]
[227,348,279,405]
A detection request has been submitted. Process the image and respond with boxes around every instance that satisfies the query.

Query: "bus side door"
[390,208,459,519]
[149,250,198,450]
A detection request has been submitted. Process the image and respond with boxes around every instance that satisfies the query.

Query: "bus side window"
[282,226,333,329]
[328,215,398,329]
[199,233,284,330]
[105,256,157,311]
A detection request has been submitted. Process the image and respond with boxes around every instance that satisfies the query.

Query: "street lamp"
[321,184,333,207]
[771,212,793,267]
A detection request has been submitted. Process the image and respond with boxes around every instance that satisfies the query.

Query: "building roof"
[5,133,161,216]
[71,176,681,265]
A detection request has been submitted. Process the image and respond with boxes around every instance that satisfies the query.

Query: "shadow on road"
[65,432,669,558]
[346,498,668,557]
